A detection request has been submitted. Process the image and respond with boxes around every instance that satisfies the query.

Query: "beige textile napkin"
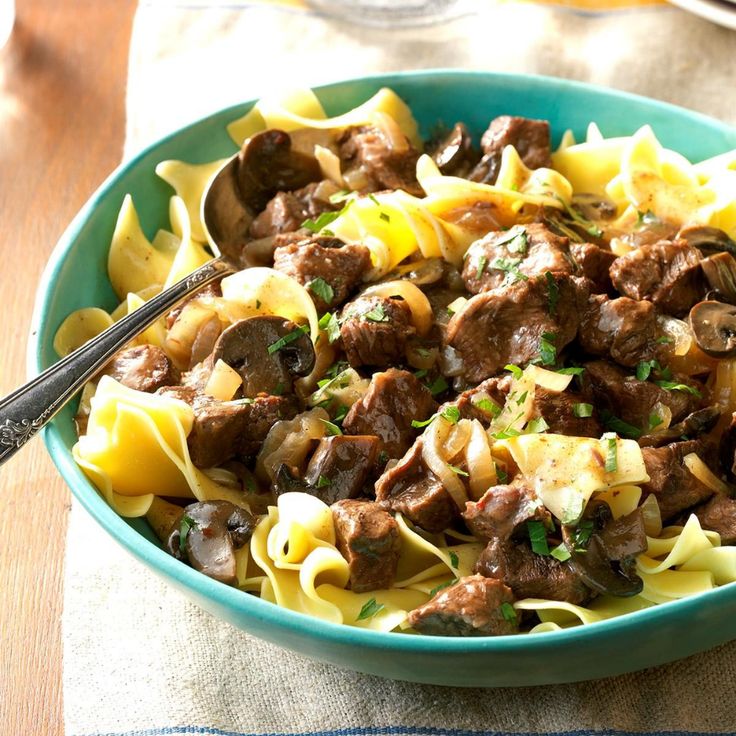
[64,2,736,734]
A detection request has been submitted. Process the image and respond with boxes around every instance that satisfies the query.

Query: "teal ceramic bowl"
[31,70,736,687]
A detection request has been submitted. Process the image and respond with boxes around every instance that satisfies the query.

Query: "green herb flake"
[545,271,560,316]
[449,551,459,568]
[316,475,331,488]
[550,543,572,562]
[496,465,509,483]
[499,602,518,623]
[318,312,341,343]
[307,277,334,305]
[656,336,673,344]
[474,397,501,417]
[179,515,196,555]
[538,332,557,366]
[321,419,343,436]
[255,299,261,309]
[635,359,658,382]
[603,432,618,473]
[333,404,348,424]
[428,375,449,396]
[515,390,529,406]
[378,450,389,465]
[448,464,468,477]
[476,255,488,280]
[495,226,528,254]
[572,519,595,549]
[428,579,456,598]
[527,520,550,556]
[600,409,642,439]
[267,325,309,355]
[415,347,430,357]
[363,303,389,323]
[411,414,436,429]
[505,364,523,380]
[356,597,385,621]
[329,189,352,204]
[368,194,380,206]
[636,209,660,226]
[414,368,428,379]
[525,416,549,434]
[573,402,593,418]
[490,257,528,285]
[648,413,663,431]
[379,211,391,223]
[440,405,461,424]
[654,380,702,397]
[273,382,284,396]
[302,200,351,233]
[556,366,585,376]
[557,196,604,238]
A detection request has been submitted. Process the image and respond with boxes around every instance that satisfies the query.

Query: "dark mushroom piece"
[212,315,315,397]
[689,301,736,358]
[701,252,736,303]
[677,225,736,257]
[236,129,322,213]
[166,500,257,586]
[428,122,479,177]
[638,406,721,448]
[561,501,644,598]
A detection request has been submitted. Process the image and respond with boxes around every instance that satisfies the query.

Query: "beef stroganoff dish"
[55,87,736,636]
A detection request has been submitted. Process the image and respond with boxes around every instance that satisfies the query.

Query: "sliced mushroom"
[237,129,322,212]
[701,252,736,303]
[639,406,721,448]
[572,193,617,221]
[212,316,315,397]
[689,300,736,358]
[166,500,257,585]
[429,122,479,177]
[677,225,736,256]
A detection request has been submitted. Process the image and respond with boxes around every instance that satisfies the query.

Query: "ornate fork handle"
[0,257,231,466]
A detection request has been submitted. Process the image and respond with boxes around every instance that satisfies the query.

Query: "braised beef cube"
[248,181,338,239]
[582,360,703,433]
[641,438,718,522]
[428,122,480,178]
[304,435,380,503]
[408,575,518,637]
[339,296,415,368]
[273,236,371,312]
[338,125,423,196]
[578,295,663,368]
[375,439,458,532]
[332,499,401,592]
[721,412,736,480]
[570,242,616,293]
[456,374,513,424]
[343,368,437,459]
[694,494,736,545]
[531,387,603,438]
[469,116,551,185]
[462,223,575,294]
[463,483,549,541]
[158,386,299,467]
[609,239,706,316]
[102,344,178,393]
[445,273,587,384]
[475,538,591,605]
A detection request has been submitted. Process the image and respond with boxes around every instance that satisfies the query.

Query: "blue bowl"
[30,70,736,687]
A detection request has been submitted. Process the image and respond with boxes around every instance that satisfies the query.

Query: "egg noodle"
[56,87,736,634]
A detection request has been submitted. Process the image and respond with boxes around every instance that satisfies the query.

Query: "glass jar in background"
[307,0,469,27]
[0,0,14,48]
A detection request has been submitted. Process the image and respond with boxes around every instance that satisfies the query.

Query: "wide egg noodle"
[74,376,248,516]
[163,196,214,288]
[53,308,114,358]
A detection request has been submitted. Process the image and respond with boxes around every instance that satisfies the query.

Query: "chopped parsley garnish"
[356,598,384,621]
[302,200,351,232]
[414,368,428,379]
[428,375,449,396]
[449,551,459,568]
[473,397,501,417]
[321,419,343,436]
[556,366,585,376]
[368,194,380,206]
[333,404,348,424]
[273,382,284,396]
[448,464,468,477]
[179,515,196,554]
[329,189,352,204]
[490,257,528,285]
[318,312,341,343]
[656,336,672,344]
[267,325,309,355]
[307,277,334,305]
[550,543,571,562]
[525,417,549,434]
[379,212,391,223]
[499,602,518,623]
[415,347,430,357]
[545,271,560,316]
[636,209,660,226]
[603,433,618,473]
[648,413,663,431]
[363,303,390,322]
[490,426,522,440]
[476,255,488,280]
[411,415,436,429]
[316,475,331,488]
[255,299,261,309]
[515,390,529,406]
[600,409,642,439]
[495,226,528,254]
[441,405,461,424]
[527,520,550,556]
[557,196,604,238]
[635,359,658,381]
[505,364,523,380]
[496,465,509,483]
[429,579,456,598]
[572,519,595,549]
[538,332,557,366]
[654,380,702,397]
[573,402,593,418]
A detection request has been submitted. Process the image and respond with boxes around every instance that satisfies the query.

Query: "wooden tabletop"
[0,1,135,731]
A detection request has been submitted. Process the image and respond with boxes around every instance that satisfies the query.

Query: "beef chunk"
[469,115,551,185]
[609,240,706,316]
[408,575,518,637]
[462,223,575,294]
[531,387,603,438]
[339,296,415,368]
[694,494,736,545]
[446,273,587,384]
[343,369,436,459]
[273,236,371,312]
[578,294,663,368]
[582,360,702,433]
[375,438,458,532]
[158,386,298,467]
[641,438,717,522]
[463,483,550,541]
[248,181,338,239]
[570,242,616,293]
[428,122,480,178]
[332,499,401,592]
[721,412,736,481]
[456,374,513,424]
[338,125,423,196]
[102,344,178,393]
[475,537,591,605]
[303,435,380,503]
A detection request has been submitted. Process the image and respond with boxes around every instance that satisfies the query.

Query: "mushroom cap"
[212,315,315,397]
[677,225,736,256]
[237,129,322,212]
[689,300,736,358]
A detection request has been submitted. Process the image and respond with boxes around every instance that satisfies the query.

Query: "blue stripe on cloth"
[78,727,736,736]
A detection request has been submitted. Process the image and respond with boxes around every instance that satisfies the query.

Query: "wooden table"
[0,1,135,731]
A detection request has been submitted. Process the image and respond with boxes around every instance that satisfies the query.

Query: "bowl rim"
[30,68,736,655]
